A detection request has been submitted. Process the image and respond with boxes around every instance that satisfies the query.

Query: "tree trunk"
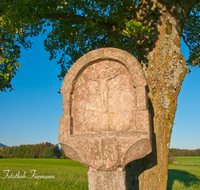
[125,6,187,190]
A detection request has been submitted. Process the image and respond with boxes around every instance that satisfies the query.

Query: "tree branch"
[182,35,192,51]
[36,12,136,43]
[182,34,198,54]
[37,13,116,33]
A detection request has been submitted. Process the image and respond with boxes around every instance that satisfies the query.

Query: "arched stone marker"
[59,48,152,189]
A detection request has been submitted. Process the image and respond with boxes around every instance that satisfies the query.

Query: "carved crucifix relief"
[71,59,136,134]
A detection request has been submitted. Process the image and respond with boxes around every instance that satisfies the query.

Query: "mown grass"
[174,156,200,166]
[1,157,200,190]
[167,156,200,190]
[0,158,88,190]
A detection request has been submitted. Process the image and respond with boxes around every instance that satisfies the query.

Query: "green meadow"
[0,157,200,190]
[172,156,200,166]
[0,159,88,190]
[167,156,200,190]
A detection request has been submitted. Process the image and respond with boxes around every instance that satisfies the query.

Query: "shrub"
[168,160,173,165]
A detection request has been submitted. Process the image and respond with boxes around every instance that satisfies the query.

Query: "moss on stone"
[165,19,172,35]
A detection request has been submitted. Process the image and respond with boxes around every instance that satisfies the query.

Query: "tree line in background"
[0,143,200,159]
[169,148,200,157]
[0,142,68,159]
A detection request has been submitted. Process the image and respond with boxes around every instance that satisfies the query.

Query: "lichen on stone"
[173,34,181,48]
[165,19,172,35]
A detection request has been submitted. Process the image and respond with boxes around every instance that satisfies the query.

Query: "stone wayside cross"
[59,48,152,189]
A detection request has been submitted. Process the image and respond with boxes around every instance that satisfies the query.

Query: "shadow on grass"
[167,169,200,190]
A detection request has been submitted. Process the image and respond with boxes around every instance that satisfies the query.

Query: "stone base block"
[88,169,126,190]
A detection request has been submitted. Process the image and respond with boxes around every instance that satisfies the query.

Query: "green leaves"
[0,0,48,91]
[0,0,199,91]
[182,1,200,70]
[23,0,31,4]
[122,19,154,37]
[0,28,21,92]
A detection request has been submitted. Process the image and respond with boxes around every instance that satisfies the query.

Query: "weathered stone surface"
[59,47,152,171]
[72,60,136,134]
[88,169,126,190]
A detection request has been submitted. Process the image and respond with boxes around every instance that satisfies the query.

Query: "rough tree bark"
[125,1,194,189]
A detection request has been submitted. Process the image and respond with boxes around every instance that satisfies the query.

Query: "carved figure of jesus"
[71,60,137,134]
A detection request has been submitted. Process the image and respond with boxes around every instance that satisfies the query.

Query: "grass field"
[167,156,200,190]
[0,157,200,190]
[0,158,88,190]
[173,156,200,166]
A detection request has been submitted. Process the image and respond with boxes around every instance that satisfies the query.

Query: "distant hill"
[0,143,7,148]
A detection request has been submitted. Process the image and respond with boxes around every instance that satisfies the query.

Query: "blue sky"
[0,32,199,150]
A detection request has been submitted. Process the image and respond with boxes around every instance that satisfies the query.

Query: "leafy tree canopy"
[0,0,199,92]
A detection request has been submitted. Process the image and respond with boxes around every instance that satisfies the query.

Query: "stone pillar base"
[87,169,126,190]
